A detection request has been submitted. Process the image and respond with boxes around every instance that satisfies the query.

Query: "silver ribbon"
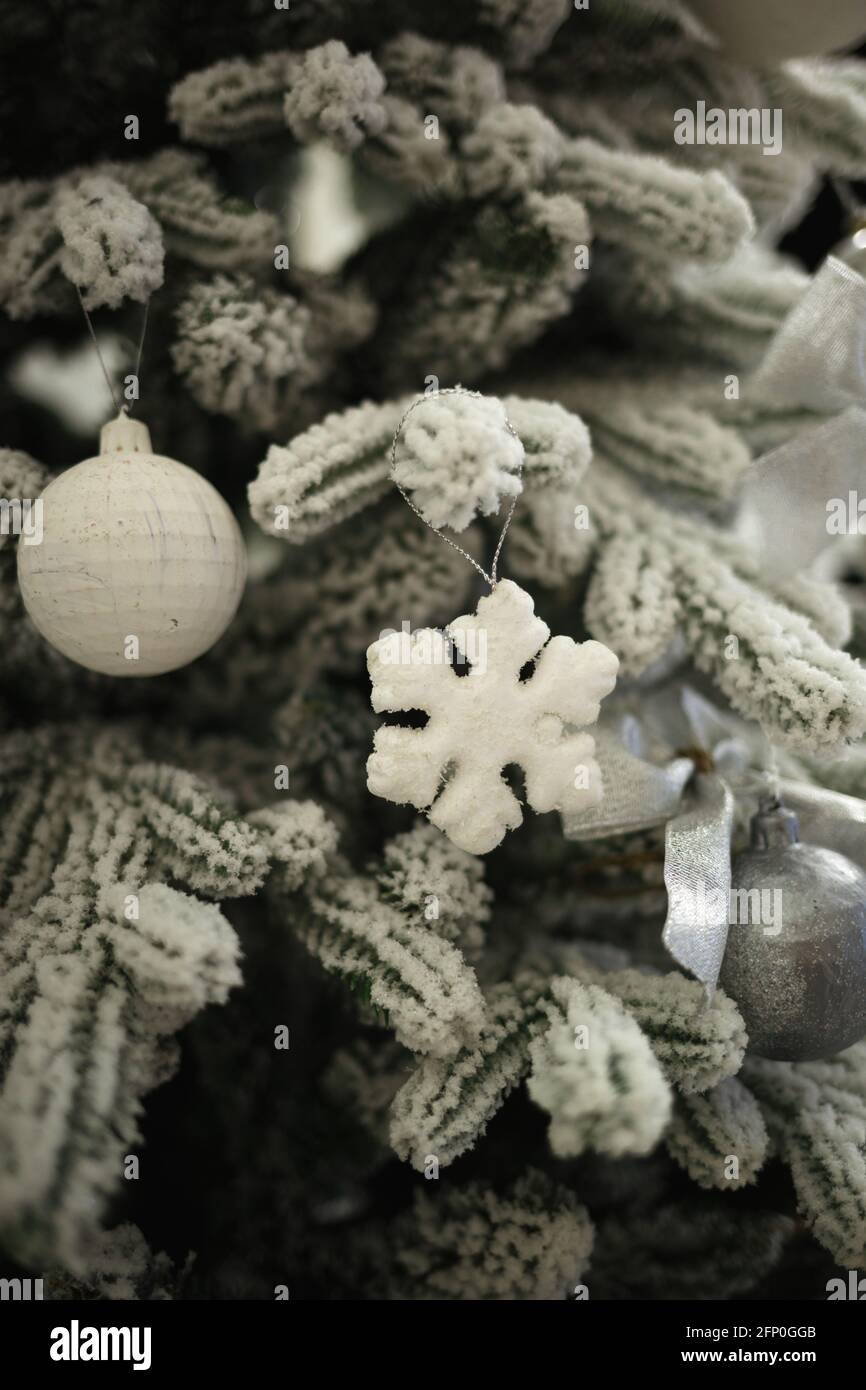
[662,773,735,998]
[566,687,866,996]
[751,255,866,413]
[564,720,693,840]
[741,255,866,580]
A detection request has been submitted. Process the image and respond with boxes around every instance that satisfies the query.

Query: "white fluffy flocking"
[393,392,525,533]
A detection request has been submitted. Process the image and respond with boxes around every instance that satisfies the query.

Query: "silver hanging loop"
[390,386,524,590]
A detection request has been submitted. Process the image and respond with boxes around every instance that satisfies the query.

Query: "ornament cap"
[99,412,152,457]
[750,795,800,851]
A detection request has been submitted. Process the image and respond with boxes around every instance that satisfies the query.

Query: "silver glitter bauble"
[719,797,866,1062]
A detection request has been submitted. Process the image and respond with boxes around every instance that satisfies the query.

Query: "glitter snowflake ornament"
[367,578,619,854]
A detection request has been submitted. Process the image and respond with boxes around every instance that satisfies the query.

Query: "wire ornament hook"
[389,385,524,589]
[75,286,151,419]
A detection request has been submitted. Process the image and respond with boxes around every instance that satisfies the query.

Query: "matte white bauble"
[688,0,866,63]
[17,414,246,677]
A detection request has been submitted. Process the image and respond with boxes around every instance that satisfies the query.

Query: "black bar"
[0,1297,861,1374]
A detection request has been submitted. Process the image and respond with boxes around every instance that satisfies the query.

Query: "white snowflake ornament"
[366,579,619,854]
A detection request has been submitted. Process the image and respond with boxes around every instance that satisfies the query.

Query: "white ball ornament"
[17,413,246,677]
[687,0,866,64]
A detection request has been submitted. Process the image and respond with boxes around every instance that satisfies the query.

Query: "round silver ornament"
[719,797,866,1062]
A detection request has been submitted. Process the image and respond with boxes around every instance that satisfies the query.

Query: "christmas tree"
[2,0,866,1301]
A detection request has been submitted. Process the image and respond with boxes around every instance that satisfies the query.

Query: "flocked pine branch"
[527,975,672,1159]
[666,1077,769,1190]
[460,103,564,198]
[283,507,480,676]
[0,718,298,1268]
[542,945,750,1092]
[293,873,486,1058]
[1,725,268,911]
[673,540,866,751]
[391,390,524,530]
[0,733,86,920]
[169,12,565,170]
[505,480,598,588]
[248,392,589,541]
[469,0,572,68]
[535,4,865,222]
[172,269,375,432]
[0,179,67,319]
[556,382,752,504]
[43,1224,183,1302]
[120,762,268,898]
[745,1045,866,1267]
[367,188,589,388]
[390,972,551,1170]
[168,24,758,269]
[169,51,297,145]
[358,94,461,196]
[573,461,866,753]
[389,1170,593,1300]
[54,174,164,311]
[0,449,52,545]
[326,1169,593,1301]
[173,272,316,431]
[606,244,808,369]
[768,60,866,179]
[374,822,493,962]
[2,167,166,321]
[770,574,853,652]
[377,32,505,130]
[580,965,748,1095]
[250,397,405,540]
[247,799,340,891]
[118,150,278,272]
[0,790,242,1269]
[523,358,826,459]
[583,533,681,678]
[391,953,746,1174]
[271,681,378,817]
[170,41,453,199]
[169,36,419,162]
[283,41,387,151]
[170,43,465,200]
[0,153,277,321]
[263,800,487,1058]
[556,138,753,264]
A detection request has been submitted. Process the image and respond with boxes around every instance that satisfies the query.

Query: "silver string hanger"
[390,386,524,590]
[75,286,150,418]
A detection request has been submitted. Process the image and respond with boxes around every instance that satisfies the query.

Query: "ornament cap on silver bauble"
[17,412,247,677]
[719,796,866,1062]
